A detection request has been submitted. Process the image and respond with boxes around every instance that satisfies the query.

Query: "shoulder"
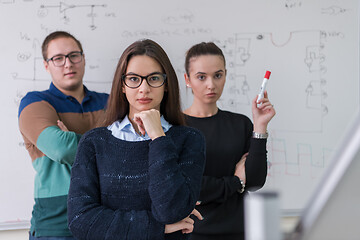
[90,91,109,99]
[20,90,49,104]
[168,125,205,145]
[84,90,109,111]
[169,125,203,135]
[78,127,112,151]
[18,90,51,117]
[78,127,110,146]
[87,89,109,102]
[81,127,110,141]
[218,109,252,124]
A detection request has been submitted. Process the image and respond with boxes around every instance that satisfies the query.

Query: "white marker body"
[257,78,268,107]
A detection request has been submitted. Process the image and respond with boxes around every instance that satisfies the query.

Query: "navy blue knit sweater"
[67,125,206,240]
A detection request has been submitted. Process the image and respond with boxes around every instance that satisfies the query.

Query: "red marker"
[257,71,271,106]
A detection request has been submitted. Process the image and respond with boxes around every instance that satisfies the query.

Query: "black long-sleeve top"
[185,109,267,239]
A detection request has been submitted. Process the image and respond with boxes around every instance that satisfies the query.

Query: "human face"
[122,55,165,118]
[44,37,85,93]
[185,55,226,104]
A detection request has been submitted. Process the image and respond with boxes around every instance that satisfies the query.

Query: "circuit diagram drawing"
[12,38,48,82]
[215,30,328,134]
[321,5,350,15]
[38,2,107,30]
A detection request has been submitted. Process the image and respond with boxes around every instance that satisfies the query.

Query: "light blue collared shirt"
[107,115,172,141]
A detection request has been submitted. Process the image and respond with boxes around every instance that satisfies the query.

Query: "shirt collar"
[108,114,172,139]
[49,82,90,102]
[118,115,136,134]
[49,82,67,99]
[120,115,172,132]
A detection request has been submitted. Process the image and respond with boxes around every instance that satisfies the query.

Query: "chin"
[204,99,218,104]
[66,82,83,90]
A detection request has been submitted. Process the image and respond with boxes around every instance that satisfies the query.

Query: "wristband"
[237,178,245,193]
[252,131,268,139]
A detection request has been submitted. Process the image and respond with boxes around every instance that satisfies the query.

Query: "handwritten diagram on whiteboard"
[0,0,358,228]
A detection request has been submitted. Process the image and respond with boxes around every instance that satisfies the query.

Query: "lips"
[206,93,217,97]
[137,98,152,104]
[64,72,76,77]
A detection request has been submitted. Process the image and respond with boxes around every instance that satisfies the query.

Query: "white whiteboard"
[0,0,358,229]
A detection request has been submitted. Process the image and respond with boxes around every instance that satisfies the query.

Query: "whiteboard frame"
[0,221,30,231]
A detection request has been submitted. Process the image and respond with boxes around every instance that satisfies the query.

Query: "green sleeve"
[37,126,80,165]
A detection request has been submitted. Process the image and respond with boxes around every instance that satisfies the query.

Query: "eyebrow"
[195,70,224,75]
[49,51,81,58]
[125,71,162,76]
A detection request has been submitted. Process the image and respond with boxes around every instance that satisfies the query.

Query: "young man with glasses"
[18,31,109,240]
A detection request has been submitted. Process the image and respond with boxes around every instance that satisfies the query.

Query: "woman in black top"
[183,42,276,240]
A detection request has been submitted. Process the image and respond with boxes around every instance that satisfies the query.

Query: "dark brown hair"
[103,39,185,126]
[185,42,226,75]
[41,31,83,60]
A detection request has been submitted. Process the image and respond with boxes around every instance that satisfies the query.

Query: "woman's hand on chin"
[133,109,166,140]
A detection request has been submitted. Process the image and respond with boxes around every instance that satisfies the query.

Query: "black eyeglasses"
[122,72,166,89]
[46,51,83,67]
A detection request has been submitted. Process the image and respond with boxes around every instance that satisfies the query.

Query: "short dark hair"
[41,31,83,60]
[103,39,185,126]
[185,42,226,75]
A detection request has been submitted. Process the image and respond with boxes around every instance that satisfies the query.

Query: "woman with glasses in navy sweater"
[67,39,206,240]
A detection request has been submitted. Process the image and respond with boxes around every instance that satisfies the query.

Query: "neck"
[184,99,218,117]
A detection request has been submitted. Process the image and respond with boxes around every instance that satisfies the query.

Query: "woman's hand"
[234,152,248,184]
[165,209,203,234]
[252,91,276,133]
[133,109,165,140]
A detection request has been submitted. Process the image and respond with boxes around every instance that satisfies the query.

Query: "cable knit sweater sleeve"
[148,127,206,224]
[68,129,165,240]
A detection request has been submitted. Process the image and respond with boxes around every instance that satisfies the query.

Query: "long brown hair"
[103,39,185,126]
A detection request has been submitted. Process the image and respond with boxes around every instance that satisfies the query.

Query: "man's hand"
[57,120,69,131]
[234,152,248,184]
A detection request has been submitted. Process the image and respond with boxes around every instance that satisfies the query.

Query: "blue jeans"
[29,232,76,240]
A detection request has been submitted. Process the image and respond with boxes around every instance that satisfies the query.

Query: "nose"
[138,78,151,92]
[207,78,216,90]
[64,56,73,68]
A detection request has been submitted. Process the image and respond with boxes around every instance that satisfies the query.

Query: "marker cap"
[264,71,271,79]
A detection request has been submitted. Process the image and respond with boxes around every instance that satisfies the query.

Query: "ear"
[184,73,191,87]
[122,86,126,94]
[44,60,50,73]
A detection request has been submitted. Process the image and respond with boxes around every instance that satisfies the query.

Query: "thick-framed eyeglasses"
[46,51,83,67]
[122,72,167,89]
